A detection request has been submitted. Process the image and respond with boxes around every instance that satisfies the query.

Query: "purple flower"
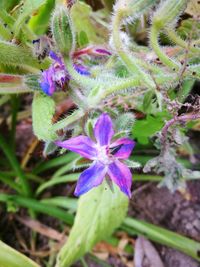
[40,51,90,96]
[55,113,135,197]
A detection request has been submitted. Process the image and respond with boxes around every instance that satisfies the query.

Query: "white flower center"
[95,144,113,165]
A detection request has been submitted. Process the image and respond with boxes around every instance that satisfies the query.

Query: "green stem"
[150,25,180,70]
[0,133,31,197]
[52,109,84,132]
[64,57,101,89]
[166,29,200,53]
[112,11,156,89]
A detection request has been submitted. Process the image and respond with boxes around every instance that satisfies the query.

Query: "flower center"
[95,144,113,165]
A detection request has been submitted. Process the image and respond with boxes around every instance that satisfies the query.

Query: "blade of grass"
[123,217,200,261]
[0,133,31,197]
[36,173,79,195]
[41,197,77,211]
[33,152,78,174]
[0,171,22,193]
[9,95,20,151]
[0,193,74,225]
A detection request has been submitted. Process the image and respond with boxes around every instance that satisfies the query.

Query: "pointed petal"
[94,113,114,146]
[110,138,135,159]
[55,136,97,159]
[108,160,132,198]
[74,161,106,196]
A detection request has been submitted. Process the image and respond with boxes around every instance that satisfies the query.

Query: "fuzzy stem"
[166,29,200,53]
[52,109,84,132]
[150,25,180,70]
[64,57,101,89]
[112,11,156,89]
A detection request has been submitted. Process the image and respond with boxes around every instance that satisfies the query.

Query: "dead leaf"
[185,0,200,18]
[16,216,66,241]
[134,236,164,267]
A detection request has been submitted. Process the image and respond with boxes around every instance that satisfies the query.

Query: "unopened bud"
[51,5,74,55]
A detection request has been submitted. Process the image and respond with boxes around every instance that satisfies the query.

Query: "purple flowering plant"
[1,0,200,266]
[55,113,135,197]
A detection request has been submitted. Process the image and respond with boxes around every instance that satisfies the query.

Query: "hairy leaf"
[14,0,46,36]
[32,92,57,141]
[56,182,128,267]
[0,41,48,72]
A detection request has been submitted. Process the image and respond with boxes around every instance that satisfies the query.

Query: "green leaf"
[78,31,89,46]
[28,0,55,35]
[71,2,104,44]
[123,217,200,262]
[142,90,155,112]
[36,173,79,195]
[14,0,47,36]
[57,182,128,267]
[41,196,77,212]
[0,240,39,267]
[132,114,166,145]
[0,41,48,72]
[32,92,57,141]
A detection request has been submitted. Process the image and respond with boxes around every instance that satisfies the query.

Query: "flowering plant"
[0,0,200,266]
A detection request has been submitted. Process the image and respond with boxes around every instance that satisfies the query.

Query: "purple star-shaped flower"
[55,113,135,197]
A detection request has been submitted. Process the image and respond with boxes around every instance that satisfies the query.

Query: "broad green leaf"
[0,41,48,72]
[32,92,57,141]
[14,0,47,36]
[28,0,55,35]
[57,182,128,267]
[0,240,39,267]
[132,114,166,145]
[71,2,104,44]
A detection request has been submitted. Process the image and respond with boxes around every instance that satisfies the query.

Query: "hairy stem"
[150,25,180,70]
[161,113,200,152]
[112,11,156,89]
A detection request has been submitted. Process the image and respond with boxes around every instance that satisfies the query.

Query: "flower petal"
[110,138,135,159]
[94,113,114,146]
[108,160,132,198]
[55,135,97,159]
[40,68,55,96]
[74,161,106,196]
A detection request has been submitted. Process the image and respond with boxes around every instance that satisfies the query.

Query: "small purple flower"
[55,113,135,197]
[40,51,90,96]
